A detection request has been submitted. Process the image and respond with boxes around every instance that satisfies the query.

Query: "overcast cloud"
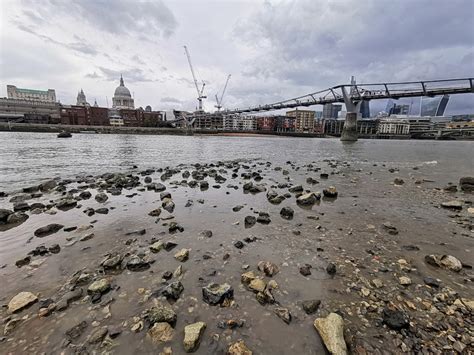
[0,0,473,114]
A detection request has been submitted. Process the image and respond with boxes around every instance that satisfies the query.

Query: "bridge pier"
[340,86,361,142]
[341,112,358,141]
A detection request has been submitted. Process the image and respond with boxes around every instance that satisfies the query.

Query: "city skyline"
[1,0,473,114]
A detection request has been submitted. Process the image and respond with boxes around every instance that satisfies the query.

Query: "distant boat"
[57,131,72,138]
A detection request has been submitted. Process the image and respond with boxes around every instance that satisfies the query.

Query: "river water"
[0,131,473,192]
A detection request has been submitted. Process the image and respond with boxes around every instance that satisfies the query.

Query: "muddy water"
[0,134,473,354]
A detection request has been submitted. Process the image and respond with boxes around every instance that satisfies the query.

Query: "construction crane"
[215,74,231,111]
[183,45,206,112]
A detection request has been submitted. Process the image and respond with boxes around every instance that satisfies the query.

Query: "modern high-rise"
[420,95,449,116]
[322,103,342,119]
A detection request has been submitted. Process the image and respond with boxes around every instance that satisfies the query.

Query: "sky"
[0,0,473,115]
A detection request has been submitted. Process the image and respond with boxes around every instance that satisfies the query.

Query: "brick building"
[257,116,276,131]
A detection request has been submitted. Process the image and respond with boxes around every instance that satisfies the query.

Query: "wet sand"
[0,158,473,354]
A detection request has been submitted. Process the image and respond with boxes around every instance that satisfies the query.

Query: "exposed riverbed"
[0,133,473,354]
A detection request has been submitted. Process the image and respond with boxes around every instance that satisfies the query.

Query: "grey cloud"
[20,0,178,39]
[16,23,98,55]
[97,66,158,83]
[161,97,183,103]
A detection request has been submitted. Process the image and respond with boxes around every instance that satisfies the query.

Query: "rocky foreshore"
[0,159,473,354]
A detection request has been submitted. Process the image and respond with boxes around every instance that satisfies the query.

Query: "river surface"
[0,131,473,192]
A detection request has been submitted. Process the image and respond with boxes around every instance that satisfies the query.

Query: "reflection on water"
[0,131,473,191]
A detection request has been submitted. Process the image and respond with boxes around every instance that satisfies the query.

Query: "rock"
[101,253,122,269]
[228,340,252,355]
[244,215,256,228]
[162,198,175,213]
[126,255,150,271]
[399,276,412,286]
[382,222,398,235]
[8,292,38,313]
[232,205,244,212]
[257,261,279,276]
[280,206,294,220]
[393,178,404,185]
[95,207,109,214]
[423,276,440,288]
[0,209,13,224]
[126,228,146,236]
[302,299,321,314]
[40,179,57,191]
[241,271,256,285]
[200,230,213,238]
[313,313,347,355]
[65,320,88,340]
[163,241,178,251]
[13,201,29,212]
[248,279,266,293]
[371,278,383,288]
[15,256,31,268]
[150,241,164,253]
[297,192,321,205]
[169,222,184,233]
[256,211,271,224]
[425,254,462,272]
[274,307,291,324]
[174,248,190,262]
[34,223,64,238]
[202,283,234,305]
[382,306,409,330]
[147,302,177,326]
[6,211,29,224]
[326,262,336,275]
[80,233,95,241]
[459,176,474,192]
[148,208,162,217]
[95,192,108,203]
[147,322,174,345]
[87,278,111,295]
[323,186,338,198]
[300,264,312,276]
[4,318,23,335]
[234,240,244,249]
[157,281,184,301]
[160,191,172,200]
[56,198,77,210]
[289,185,303,193]
[87,326,108,344]
[56,288,83,311]
[183,321,206,352]
[79,191,92,199]
[440,200,463,210]
[200,181,209,190]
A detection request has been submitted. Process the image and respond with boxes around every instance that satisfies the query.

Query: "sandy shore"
[0,159,473,354]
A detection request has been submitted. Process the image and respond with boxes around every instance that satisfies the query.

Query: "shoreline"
[1,122,472,140]
[0,157,473,354]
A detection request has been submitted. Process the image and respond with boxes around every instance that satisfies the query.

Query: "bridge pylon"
[340,86,361,142]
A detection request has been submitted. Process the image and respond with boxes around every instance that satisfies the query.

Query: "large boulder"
[297,192,321,205]
[34,223,64,238]
[147,302,177,327]
[202,283,233,305]
[40,179,57,191]
[425,254,463,272]
[8,291,38,313]
[183,321,206,352]
[147,322,174,345]
[7,211,29,225]
[0,208,13,224]
[459,177,474,192]
[313,313,347,355]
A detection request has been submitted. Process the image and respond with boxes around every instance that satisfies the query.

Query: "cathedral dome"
[114,75,131,97]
